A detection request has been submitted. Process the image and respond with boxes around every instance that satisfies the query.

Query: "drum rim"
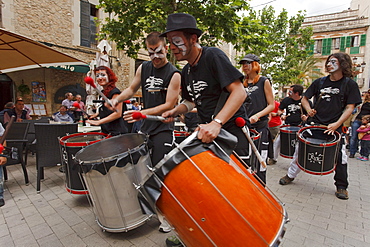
[59,132,110,147]
[280,124,301,133]
[75,133,148,164]
[249,129,260,141]
[297,126,340,147]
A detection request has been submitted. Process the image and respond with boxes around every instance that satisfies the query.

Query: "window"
[314,40,322,54]
[80,0,98,48]
[351,36,359,47]
[332,38,340,49]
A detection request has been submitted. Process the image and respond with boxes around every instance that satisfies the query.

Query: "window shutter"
[80,0,91,47]
[345,36,351,48]
[340,37,346,52]
[360,34,366,46]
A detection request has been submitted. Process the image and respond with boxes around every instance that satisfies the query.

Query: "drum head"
[299,127,339,145]
[280,125,301,133]
[75,133,147,164]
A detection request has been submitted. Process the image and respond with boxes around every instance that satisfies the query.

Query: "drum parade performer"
[111,31,181,233]
[279,52,362,200]
[160,13,250,247]
[240,54,275,183]
[268,84,310,165]
[86,66,128,136]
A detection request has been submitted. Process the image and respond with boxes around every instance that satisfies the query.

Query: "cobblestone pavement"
[1,150,369,247]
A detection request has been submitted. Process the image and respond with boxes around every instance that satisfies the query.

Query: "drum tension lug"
[133,183,141,190]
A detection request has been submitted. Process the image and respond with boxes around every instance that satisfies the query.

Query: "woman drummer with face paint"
[86,66,128,136]
[279,52,362,201]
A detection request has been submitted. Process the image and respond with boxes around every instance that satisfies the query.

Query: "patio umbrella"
[0,28,87,73]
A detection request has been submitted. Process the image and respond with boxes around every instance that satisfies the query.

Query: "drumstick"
[72,102,90,118]
[84,77,115,109]
[131,112,179,121]
[235,117,267,169]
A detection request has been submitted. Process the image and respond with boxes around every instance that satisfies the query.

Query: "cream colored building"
[0,0,141,115]
[302,0,369,90]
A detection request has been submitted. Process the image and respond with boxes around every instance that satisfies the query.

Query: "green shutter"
[360,34,366,46]
[307,43,314,55]
[340,37,346,52]
[350,46,360,54]
[322,38,332,56]
[80,0,91,47]
[345,36,351,48]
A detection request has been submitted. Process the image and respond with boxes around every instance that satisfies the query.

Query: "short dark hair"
[146,31,166,46]
[291,84,304,95]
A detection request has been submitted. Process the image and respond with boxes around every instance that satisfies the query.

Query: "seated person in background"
[0,102,14,124]
[3,99,31,123]
[53,105,74,123]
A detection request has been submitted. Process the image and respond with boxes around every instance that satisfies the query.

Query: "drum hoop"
[280,125,301,134]
[77,141,148,165]
[297,126,340,147]
[59,132,110,147]
[249,129,260,141]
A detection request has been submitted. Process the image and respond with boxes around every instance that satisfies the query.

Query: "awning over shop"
[47,65,90,73]
[0,28,87,73]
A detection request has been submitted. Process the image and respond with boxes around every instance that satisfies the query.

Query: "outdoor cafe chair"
[3,122,30,185]
[34,123,78,192]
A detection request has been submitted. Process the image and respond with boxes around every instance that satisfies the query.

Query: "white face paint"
[171,36,187,56]
[96,72,109,82]
[327,58,339,73]
[148,45,166,60]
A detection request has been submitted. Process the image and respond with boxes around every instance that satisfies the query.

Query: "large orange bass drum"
[140,129,288,246]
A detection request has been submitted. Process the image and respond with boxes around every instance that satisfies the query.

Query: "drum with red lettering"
[141,130,288,246]
[297,126,341,175]
[59,132,110,194]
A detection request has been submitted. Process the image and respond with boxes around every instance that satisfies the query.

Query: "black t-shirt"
[279,97,311,126]
[181,46,245,124]
[304,76,361,126]
[140,61,179,135]
[99,87,128,135]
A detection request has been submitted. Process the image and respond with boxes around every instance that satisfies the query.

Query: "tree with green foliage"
[238,6,314,87]
[98,1,313,87]
[98,0,251,59]
[293,56,325,86]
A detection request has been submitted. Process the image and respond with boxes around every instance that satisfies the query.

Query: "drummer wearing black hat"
[160,13,250,246]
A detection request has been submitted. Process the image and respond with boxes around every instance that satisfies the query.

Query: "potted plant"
[18,83,31,96]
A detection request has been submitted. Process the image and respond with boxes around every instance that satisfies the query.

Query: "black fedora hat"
[160,13,203,37]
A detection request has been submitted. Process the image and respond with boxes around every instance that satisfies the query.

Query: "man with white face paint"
[160,13,249,247]
[112,32,181,233]
[279,52,361,201]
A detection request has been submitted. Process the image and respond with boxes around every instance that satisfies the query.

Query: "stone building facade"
[302,0,369,90]
[0,0,140,115]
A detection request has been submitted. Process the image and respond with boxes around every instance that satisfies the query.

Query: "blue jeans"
[0,167,3,199]
[350,120,361,155]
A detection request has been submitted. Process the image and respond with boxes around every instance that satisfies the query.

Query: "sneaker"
[268,158,277,165]
[166,236,183,247]
[279,175,294,185]
[356,156,364,160]
[349,154,355,158]
[360,157,369,161]
[335,188,349,200]
[159,223,172,233]
[0,198,4,207]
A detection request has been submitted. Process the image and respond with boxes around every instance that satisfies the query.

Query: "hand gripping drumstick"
[84,77,115,108]
[235,117,267,168]
[131,112,178,121]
